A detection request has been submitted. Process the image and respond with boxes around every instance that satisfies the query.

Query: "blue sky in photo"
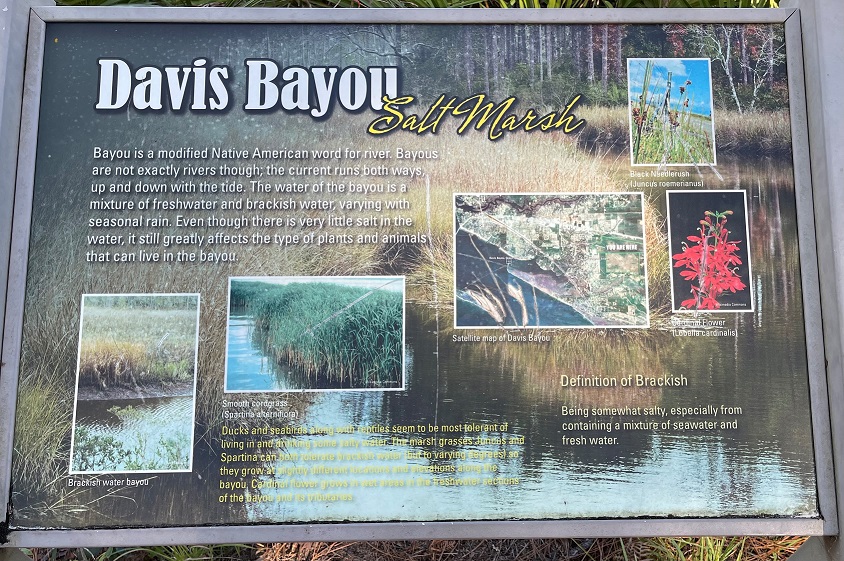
[628,58,713,117]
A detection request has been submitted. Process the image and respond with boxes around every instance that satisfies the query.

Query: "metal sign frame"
[0,4,837,548]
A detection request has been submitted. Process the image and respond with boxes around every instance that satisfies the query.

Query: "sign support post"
[0,0,53,545]
[785,0,844,556]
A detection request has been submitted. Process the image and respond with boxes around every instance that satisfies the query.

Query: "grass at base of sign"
[21,535,808,561]
[644,535,808,561]
[22,544,255,561]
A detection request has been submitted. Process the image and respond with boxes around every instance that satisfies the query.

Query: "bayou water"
[239,157,817,522]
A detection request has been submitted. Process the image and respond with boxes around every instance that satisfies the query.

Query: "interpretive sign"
[0,6,834,545]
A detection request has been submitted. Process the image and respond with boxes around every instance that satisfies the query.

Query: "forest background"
[19,0,805,560]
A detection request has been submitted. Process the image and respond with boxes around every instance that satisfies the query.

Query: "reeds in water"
[630,60,716,165]
[233,279,404,390]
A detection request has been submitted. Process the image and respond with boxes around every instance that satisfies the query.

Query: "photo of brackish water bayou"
[7,20,818,530]
[225,277,405,391]
[70,294,199,473]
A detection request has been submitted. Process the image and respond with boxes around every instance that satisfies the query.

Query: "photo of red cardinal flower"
[672,209,747,310]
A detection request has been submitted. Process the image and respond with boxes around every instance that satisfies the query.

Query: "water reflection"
[225,316,282,392]
[240,156,816,521]
[72,396,193,472]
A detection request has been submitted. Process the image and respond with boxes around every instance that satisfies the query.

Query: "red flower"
[672,209,747,311]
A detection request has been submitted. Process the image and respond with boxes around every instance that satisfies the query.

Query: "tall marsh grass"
[716,109,793,155]
[577,105,791,156]
[232,280,404,389]
[12,375,73,497]
[77,296,198,393]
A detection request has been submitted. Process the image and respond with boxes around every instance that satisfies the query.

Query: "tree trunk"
[527,26,535,83]
[586,25,595,85]
[573,26,582,79]
[615,26,624,84]
[492,26,500,95]
[484,32,491,94]
[601,24,609,94]
[720,25,743,114]
[767,25,775,89]
[394,25,403,67]
[509,26,516,71]
[538,26,544,83]
[464,27,474,92]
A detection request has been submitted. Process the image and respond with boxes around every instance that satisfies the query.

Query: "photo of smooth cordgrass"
[225,277,405,392]
[628,58,716,166]
[70,294,199,474]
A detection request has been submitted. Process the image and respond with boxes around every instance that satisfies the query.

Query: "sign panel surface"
[6,16,819,532]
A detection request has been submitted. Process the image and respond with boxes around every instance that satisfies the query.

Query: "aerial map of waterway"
[454,193,648,328]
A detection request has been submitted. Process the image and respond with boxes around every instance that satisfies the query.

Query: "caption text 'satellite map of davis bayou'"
[454,193,648,329]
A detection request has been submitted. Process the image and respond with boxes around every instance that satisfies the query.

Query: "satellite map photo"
[454,193,649,328]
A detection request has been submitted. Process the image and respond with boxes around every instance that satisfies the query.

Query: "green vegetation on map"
[455,194,647,327]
